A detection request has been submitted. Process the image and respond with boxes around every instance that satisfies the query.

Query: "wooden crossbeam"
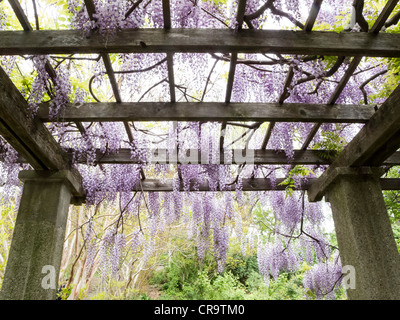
[37,102,375,123]
[308,84,400,201]
[110,177,400,192]
[1,29,400,56]
[66,148,400,166]
[133,178,311,192]
[0,67,71,170]
[73,148,333,165]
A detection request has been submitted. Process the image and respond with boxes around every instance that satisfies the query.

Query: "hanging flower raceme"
[49,66,72,120]
[28,56,50,116]
[303,257,343,300]
[257,240,302,285]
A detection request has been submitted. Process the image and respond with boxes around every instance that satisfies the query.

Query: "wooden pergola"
[0,0,400,300]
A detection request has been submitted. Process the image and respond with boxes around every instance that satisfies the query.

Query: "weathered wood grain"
[11,148,400,166]
[124,177,400,192]
[1,29,400,57]
[71,148,333,165]
[37,102,375,123]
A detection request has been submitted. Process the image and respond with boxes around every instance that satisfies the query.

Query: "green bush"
[150,247,311,300]
[150,249,218,299]
[224,253,259,285]
[245,271,264,292]
[177,270,247,300]
[149,245,350,300]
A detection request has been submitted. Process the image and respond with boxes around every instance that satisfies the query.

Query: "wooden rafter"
[0,29,400,56]
[7,0,33,31]
[60,148,400,166]
[37,102,376,123]
[114,177,400,192]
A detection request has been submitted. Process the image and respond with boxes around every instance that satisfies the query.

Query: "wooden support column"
[322,167,400,300]
[0,170,83,300]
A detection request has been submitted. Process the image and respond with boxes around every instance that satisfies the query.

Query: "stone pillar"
[324,167,400,300]
[0,170,82,300]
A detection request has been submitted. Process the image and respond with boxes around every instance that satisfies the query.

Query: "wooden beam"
[225,53,238,104]
[101,53,122,102]
[9,147,400,166]
[308,85,400,201]
[0,67,71,170]
[301,56,361,150]
[133,177,310,192]
[109,177,400,192]
[261,122,275,149]
[331,85,400,167]
[166,54,176,102]
[102,52,135,141]
[68,148,400,166]
[328,56,363,105]
[37,102,375,123]
[301,123,321,150]
[278,66,295,104]
[72,148,332,165]
[269,0,320,149]
[1,29,400,57]
[220,52,238,148]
